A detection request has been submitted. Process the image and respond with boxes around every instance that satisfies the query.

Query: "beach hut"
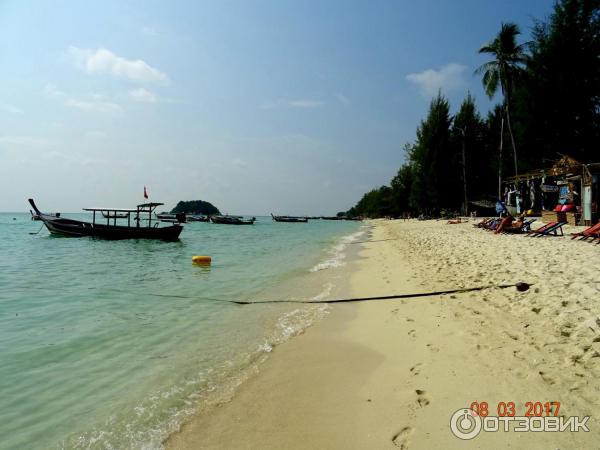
[503,155,600,226]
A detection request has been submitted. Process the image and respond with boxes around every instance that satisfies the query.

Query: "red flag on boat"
[144,186,148,199]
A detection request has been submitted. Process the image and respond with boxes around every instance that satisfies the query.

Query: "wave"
[309,228,367,272]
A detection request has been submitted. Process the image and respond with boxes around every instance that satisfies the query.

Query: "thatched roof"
[549,154,582,176]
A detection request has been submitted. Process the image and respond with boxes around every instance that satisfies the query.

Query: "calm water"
[0,213,363,450]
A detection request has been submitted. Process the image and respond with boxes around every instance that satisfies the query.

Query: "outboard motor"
[175,213,186,223]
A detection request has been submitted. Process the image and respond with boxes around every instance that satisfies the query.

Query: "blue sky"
[0,0,553,214]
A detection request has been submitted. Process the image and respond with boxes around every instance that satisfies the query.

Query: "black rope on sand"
[90,282,532,307]
[231,282,532,305]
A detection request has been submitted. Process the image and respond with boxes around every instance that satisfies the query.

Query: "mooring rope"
[29,225,45,235]
[19,282,531,306]
[230,282,531,305]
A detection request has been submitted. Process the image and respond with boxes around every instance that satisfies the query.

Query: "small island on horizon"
[169,200,220,216]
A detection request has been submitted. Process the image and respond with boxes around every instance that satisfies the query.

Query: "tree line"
[348,0,599,218]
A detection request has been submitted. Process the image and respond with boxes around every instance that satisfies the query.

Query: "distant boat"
[29,199,184,240]
[187,215,209,222]
[155,212,188,223]
[271,214,308,223]
[210,215,256,225]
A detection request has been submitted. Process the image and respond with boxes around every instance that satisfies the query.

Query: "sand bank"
[166,219,600,449]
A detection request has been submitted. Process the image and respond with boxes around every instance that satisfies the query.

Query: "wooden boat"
[187,215,210,222]
[210,215,256,225]
[28,199,183,240]
[271,214,308,223]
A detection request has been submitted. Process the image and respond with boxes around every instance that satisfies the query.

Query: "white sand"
[166,219,600,449]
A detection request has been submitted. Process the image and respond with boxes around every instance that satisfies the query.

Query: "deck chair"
[529,221,566,237]
[526,221,557,236]
[483,218,502,231]
[570,222,600,240]
[502,218,536,234]
[473,218,493,228]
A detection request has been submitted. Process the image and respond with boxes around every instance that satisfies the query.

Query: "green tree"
[476,22,527,177]
[451,93,487,213]
[390,154,414,214]
[515,0,600,163]
[409,92,453,213]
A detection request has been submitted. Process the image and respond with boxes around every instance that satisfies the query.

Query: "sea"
[0,212,365,450]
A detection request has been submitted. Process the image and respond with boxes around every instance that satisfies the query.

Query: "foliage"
[170,200,220,215]
[347,0,599,218]
[476,22,527,176]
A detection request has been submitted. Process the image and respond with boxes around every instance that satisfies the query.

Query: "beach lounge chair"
[526,221,557,236]
[570,222,600,241]
[528,221,566,237]
[502,218,536,234]
[483,218,501,231]
[473,218,493,228]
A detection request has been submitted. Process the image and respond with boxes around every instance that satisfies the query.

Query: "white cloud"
[42,83,65,99]
[335,93,350,105]
[141,26,159,37]
[66,98,122,113]
[42,84,121,114]
[231,158,248,167]
[85,130,107,139]
[68,46,168,82]
[129,87,157,103]
[259,98,324,110]
[406,63,468,98]
[0,104,24,114]
[0,136,52,146]
[288,99,323,108]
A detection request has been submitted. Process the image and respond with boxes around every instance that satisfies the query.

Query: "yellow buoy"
[192,255,212,265]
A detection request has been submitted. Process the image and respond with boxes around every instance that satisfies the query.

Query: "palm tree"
[476,22,527,178]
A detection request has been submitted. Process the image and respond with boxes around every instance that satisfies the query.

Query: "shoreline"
[166,219,600,449]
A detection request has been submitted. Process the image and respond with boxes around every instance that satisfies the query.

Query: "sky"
[0,0,554,214]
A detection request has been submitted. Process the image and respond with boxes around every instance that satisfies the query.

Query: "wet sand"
[166,219,600,449]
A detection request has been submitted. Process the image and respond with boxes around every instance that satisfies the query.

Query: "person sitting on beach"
[494,214,514,234]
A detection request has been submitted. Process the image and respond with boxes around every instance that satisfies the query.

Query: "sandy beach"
[166,219,600,449]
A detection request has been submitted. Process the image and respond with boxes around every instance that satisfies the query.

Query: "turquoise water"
[0,213,363,450]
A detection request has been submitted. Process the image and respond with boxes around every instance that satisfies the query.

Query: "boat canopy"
[83,202,164,212]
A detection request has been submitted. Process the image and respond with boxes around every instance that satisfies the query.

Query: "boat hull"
[210,216,255,225]
[41,216,183,240]
[271,216,308,223]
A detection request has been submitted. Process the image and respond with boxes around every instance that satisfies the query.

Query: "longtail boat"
[210,215,256,225]
[28,198,184,240]
[271,214,308,223]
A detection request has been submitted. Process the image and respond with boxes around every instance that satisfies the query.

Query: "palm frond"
[474,60,498,75]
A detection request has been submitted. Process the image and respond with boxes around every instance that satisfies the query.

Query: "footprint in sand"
[410,363,422,375]
[415,389,430,407]
[392,426,413,449]
[538,371,556,385]
[408,329,416,339]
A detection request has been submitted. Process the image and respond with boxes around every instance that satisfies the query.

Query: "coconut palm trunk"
[476,22,526,180]
[504,97,518,177]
